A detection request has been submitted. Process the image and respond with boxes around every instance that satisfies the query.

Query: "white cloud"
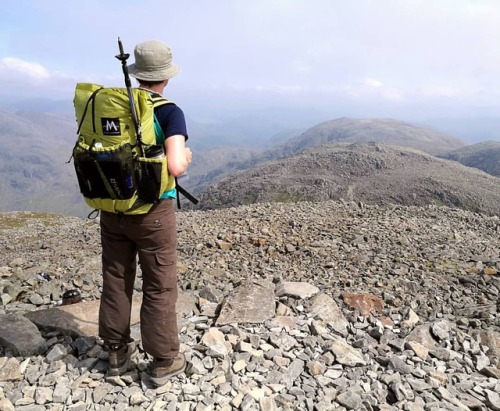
[1,57,50,79]
[364,78,383,89]
[2,0,500,119]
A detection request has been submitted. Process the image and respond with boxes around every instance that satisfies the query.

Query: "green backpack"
[72,83,175,215]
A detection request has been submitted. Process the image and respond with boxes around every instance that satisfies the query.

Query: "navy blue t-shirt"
[152,95,188,199]
[154,100,188,142]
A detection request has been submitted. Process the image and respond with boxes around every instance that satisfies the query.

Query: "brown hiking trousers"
[98,199,179,360]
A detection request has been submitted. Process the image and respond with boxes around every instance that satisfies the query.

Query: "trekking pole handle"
[116,37,133,89]
[115,37,145,156]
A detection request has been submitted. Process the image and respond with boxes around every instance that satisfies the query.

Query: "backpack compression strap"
[151,95,199,208]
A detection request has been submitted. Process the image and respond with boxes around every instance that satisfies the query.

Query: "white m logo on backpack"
[101,117,121,135]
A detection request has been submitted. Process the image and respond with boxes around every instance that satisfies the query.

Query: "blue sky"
[1,0,500,123]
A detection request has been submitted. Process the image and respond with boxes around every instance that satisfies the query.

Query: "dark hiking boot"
[107,342,138,376]
[148,352,186,386]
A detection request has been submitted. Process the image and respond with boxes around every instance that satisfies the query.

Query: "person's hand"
[185,147,192,164]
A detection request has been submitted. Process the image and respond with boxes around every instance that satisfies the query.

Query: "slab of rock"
[25,294,142,337]
[405,324,437,349]
[405,340,429,360]
[216,280,275,325]
[337,391,362,410]
[25,291,196,337]
[177,291,200,323]
[0,313,47,356]
[0,357,21,382]
[430,320,451,341]
[481,366,500,379]
[329,338,366,367]
[309,292,349,336]
[342,292,384,317]
[476,330,500,359]
[401,309,420,329]
[485,389,500,411]
[201,328,230,358]
[275,281,319,299]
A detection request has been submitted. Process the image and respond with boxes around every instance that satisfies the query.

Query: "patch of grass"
[270,192,305,203]
[0,212,59,229]
[242,192,259,205]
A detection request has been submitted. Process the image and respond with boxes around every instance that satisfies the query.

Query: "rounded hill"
[275,118,466,158]
[199,142,500,216]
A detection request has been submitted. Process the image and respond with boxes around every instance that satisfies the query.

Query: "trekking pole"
[115,37,146,157]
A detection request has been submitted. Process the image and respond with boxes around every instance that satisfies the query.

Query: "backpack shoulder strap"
[151,95,175,143]
[151,95,174,108]
[149,94,198,208]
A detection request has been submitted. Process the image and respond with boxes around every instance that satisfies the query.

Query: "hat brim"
[129,63,180,81]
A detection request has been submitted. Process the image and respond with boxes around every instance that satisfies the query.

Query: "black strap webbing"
[175,178,199,209]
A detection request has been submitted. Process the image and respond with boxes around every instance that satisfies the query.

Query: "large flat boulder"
[24,291,197,338]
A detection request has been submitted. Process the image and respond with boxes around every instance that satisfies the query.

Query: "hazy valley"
[0,107,499,218]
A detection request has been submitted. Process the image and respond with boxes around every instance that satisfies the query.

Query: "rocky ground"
[0,201,499,410]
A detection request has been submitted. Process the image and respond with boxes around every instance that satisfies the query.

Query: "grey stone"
[406,378,432,393]
[0,398,15,411]
[436,387,470,410]
[0,314,47,356]
[309,292,349,336]
[34,387,52,405]
[431,320,451,341]
[201,328,230,358]
[52,384,71,403]
[477,330,500,359]
[405,341,429,360]
[485,389,500,411]
[216,280,275,325]
[388,355,413,374]
[406,324,437,349]
[45,344,67,363]
[428,347,451,361]
[28,293,44,306]
[336,391,362,409]
[92,383,113,404]
[330,338,366,367]
[275,281,319,299]
[0,357,21,382]
[282,359,304,388]
[259,396,278,411]
[480,366,500,379]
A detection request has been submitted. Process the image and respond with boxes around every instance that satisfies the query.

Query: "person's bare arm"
[165,135,192,177]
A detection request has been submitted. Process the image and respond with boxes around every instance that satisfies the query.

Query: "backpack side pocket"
[135,154,169,203]
[73,141,136,200]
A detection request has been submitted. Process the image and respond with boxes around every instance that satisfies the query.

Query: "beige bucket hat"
[128,40,180,81]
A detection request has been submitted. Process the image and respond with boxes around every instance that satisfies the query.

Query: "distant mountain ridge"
[188,117,470,196]
[438,140,500,177]
[1,111,498,217]
[199,142,500,216]
[276,117,466,156]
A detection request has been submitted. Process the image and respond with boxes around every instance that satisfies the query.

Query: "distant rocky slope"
[199,142,500,216]
[270,118,466,158]
[0,110,86,216]
[438,140,500,177]
[0,202,499,409]
[190,118,469,196]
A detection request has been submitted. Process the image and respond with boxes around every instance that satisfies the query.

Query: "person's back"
[96,39,192,386]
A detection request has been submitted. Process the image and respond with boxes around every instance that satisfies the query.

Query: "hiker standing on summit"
[98,40,192,386]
